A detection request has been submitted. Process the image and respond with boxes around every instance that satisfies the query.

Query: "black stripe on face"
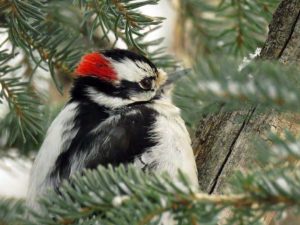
[119,80,148,94]
[102,49,158,73]
[71,77,156,103]
[71,76,129,100]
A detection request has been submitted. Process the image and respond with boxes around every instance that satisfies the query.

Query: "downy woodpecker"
[27,49,198,210]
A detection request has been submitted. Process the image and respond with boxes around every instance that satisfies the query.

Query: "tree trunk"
[192,0,300,223]
[194,0,300,193]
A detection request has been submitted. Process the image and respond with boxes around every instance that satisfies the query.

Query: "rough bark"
[260,0,300,61]
[192,2,300,224]
[192,0,300,202]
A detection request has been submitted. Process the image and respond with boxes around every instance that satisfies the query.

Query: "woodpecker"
[26,49,198,211]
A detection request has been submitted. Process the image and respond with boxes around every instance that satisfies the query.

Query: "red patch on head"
[75,52,117,81]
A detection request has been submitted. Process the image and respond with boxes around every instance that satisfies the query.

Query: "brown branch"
[0,79,23,118]
[111,0,139,27]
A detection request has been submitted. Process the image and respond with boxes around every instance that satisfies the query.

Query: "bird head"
[71,49,167,108]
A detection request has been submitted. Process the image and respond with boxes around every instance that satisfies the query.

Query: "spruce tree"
[1,0,300,224]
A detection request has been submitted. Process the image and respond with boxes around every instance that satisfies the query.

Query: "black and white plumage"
[26,49,198,210]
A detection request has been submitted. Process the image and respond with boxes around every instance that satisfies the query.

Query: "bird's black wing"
[83,106,158,169]
[49,104,158,189]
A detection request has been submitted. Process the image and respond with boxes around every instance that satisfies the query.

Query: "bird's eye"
[139,77,153,90]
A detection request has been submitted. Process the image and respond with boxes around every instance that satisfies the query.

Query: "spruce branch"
[3,130,300,225]
[2,0,91,92]
[255,132,300,170]
[178,0,279,57]
[25,129,300,224]
[73,0,175,69]
[0,50,45,154]
[0,198,25,225]
[174,56,300,127]
[23,161,300,225]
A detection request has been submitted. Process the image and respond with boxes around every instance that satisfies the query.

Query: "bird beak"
[164,68,192,86]
[154,68,191,98]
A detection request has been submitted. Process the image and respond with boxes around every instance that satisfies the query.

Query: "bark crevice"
[194,0,300,197]
[278,9,300,58]
[208,107,256,194]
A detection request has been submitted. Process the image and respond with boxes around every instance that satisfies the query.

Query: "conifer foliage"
[2,0,300,225]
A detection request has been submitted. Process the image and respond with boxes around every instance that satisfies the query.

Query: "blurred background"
[3,0,299,224]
